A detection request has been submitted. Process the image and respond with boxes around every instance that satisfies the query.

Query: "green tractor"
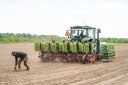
[34,25,115,63]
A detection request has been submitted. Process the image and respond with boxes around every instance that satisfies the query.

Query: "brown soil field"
[0,43,128,85]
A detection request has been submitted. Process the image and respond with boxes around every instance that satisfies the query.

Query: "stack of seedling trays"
[34,43,41,51]
[69,42,77,54]
[34,42,95,54]
[100,42,115,61]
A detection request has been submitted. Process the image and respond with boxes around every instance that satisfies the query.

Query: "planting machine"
[34,25,115,63]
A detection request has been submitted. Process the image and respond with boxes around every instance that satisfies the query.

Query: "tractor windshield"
[71,30,77,37]
[71,29,86,38]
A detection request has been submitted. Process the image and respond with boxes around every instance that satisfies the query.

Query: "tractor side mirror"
[98,28,101,33]
[65,31,70,38]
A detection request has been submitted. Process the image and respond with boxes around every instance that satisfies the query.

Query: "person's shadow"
[13,69,29,72]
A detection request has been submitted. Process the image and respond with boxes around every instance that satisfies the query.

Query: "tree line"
[0,33,128,43]
[100,38,128,43]
[0,33,63,43]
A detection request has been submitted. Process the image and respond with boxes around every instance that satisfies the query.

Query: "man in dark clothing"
[12,52,30,71]
[80,31,84,38]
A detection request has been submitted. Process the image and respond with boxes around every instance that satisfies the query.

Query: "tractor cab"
[65,26,101,43]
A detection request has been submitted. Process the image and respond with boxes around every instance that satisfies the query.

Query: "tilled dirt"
[0,43,128,85]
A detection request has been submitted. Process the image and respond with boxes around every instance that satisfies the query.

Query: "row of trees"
[0,33,128,43]
[100,38,128,43]
[0,33,63,43]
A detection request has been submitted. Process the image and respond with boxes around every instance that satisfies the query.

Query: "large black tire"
[82,55,86,64]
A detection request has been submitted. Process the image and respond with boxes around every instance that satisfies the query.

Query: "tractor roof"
[70,26,96,29]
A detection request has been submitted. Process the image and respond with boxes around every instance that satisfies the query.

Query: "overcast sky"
[0,0,128,38]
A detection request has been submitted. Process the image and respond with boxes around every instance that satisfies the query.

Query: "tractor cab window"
[71,30,86,38]
[79,30,86,38]
[71,30,77,38]
[88,29,95,39]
